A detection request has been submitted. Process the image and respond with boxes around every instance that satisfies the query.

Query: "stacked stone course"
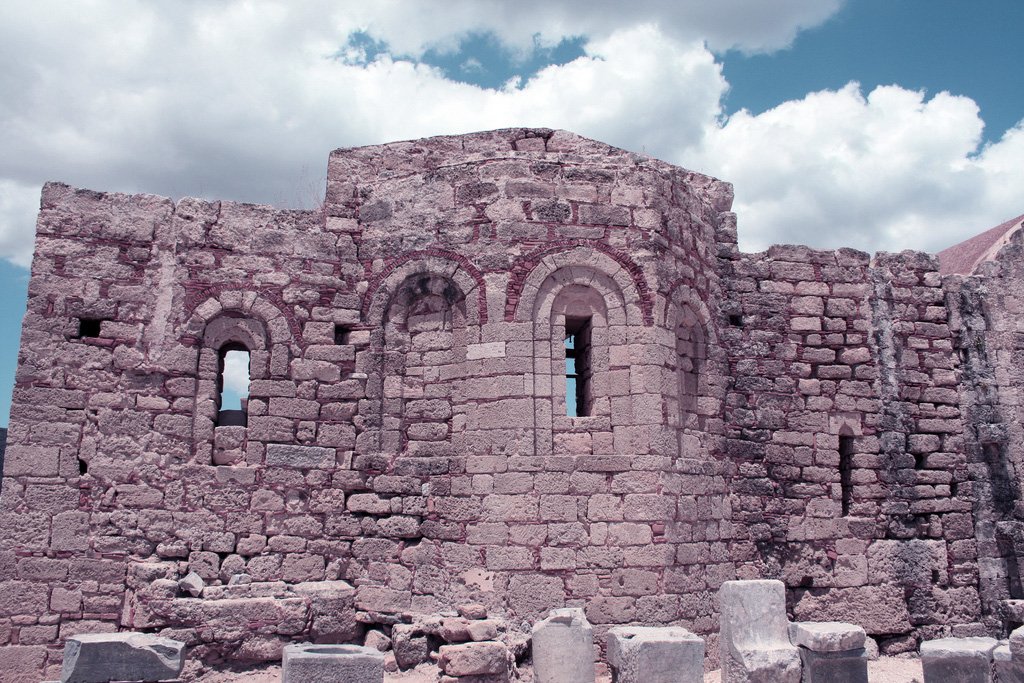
[0,127,1021,680]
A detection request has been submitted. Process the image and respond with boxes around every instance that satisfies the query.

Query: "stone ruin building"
[2,127,1024,680]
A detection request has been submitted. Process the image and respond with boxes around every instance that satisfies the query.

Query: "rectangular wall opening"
[217,347,251,427]
[74,317,107,339]
[839,434,854,516]
[565,316,591,417]
[334,324,351,345]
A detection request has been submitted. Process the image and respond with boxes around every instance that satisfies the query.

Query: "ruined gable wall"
[0,129,740,676]
[324,129,736,646]
[720,242,981,652]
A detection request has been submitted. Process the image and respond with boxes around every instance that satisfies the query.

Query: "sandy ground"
[195,656,925,682]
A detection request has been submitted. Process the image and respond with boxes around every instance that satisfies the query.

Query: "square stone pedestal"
[789,621,868,683]
[606,626,705,683]
[920,637,998,683]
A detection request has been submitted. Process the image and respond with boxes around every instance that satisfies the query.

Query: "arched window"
[217,343,251,427]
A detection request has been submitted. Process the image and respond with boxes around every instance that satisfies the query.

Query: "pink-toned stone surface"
[937,212,1024,275]
[0,127,1019,678]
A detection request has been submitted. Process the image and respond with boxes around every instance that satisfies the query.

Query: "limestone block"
[920,637,998,683]
[606,625,704,683]
[467,619,499,642]
[718,580,800,683]
[364,629,392,652]
[60,633,185,683]
[438,641,510,677]
[392,624,431,669]
[265,444,336,468]
[292,580,357,642]
[1011,625,1024,659]
[994,641,1024,683]
[788,622,866,652]
[177,572,204,597]
[282,643,383,683]
[532,608,595,683]
[459,603,488,620]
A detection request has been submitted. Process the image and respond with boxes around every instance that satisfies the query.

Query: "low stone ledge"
[282,643,383,683]
[60,632,185,683]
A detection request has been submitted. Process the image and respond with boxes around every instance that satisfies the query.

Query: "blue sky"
[0,0,1022,425]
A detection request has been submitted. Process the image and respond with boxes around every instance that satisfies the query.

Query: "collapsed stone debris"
[2,128,1024,681]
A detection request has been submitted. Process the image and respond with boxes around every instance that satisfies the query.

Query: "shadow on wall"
[0,427,6,490]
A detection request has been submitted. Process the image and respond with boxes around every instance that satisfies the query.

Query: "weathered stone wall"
[0,127,1015,679]
[721,244,981,653]
[947,230,1024,633]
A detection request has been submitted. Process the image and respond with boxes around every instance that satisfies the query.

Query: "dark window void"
[75,318,105,338]
[565,317,592,417]
[217,345,251,427]
[840,434,854,516]
[334,324,351,345]
[728,314,743,327]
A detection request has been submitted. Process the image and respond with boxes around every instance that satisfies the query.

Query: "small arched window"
[217,343,250,427]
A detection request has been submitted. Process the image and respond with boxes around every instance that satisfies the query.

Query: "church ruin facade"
[2,128,1023,678]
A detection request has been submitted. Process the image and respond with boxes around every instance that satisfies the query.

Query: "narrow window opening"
[728,314,743,327]
[839,434,854,516]
[75,318,105,338]
[217,345,251,427]
[565,316,592,417]
[78,457,88,475]
[334,324,351,345]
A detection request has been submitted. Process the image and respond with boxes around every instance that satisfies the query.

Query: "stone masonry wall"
[720,244,981,654]
[947,229,1024,632]
[0,128,1012,680]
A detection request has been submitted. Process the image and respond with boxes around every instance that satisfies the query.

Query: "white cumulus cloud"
[0,0,1021,269]
[692,83,1024,253]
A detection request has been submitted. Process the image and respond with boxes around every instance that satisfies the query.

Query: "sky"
[0,0,1022,425]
